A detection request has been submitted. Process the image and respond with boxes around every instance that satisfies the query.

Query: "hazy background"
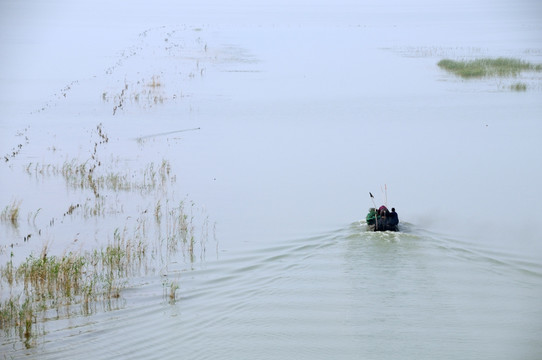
[1,0,542,257]
[2,1,542,359]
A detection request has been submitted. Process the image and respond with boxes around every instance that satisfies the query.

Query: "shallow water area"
[1,0,542,359]
[12,224,542,359]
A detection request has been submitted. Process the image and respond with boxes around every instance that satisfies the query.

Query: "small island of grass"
[438,57,542,78]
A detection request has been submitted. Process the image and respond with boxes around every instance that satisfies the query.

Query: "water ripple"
[6,222,542,359]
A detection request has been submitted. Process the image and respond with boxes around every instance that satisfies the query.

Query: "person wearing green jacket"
[366,208,377,225]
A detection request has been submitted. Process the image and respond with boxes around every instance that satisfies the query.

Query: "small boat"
[366,206,399,232]
[367,222,399,232]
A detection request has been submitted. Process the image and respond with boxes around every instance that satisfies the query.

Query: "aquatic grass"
[0,194,212,348]
[1,200,22,227]
[148,75,162,88]
[161,200,198,262]
[3,127,29,162]
[1,232,148,343]
[163,279,180,304]
[16,251,86,302]
[27,208,41,227]
[438,57,542,78]
[510,82,527,91]
[103,75,173,114]
[1,251,15,286]
[0,297,36,348]
[23,124,174,200]
[0,298,19,331]
[26,158,174,201]
[2,120,213,348]
[154,200,162,224]
[0,199,203,327]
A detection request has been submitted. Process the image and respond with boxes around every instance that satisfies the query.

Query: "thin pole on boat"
[370,192,377,231]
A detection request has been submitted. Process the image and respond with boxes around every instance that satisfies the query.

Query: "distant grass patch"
[438,57,542,78]
[510,82,527,91]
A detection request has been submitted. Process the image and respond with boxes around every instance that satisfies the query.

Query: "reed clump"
[0,297,35,348]
[1,200,21,227]
[103,75,171,115]
[510,82,527,91]
[2,121,214,348]
[0,198,210,346]
[0,235,143,344]
[27,159,173,196]
[163,279,180,304]
[148,75,162,88]
[17,252,86,301]
[438,57,542,78]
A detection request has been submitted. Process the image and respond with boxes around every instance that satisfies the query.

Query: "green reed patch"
[510,82,527,91]
[0,199,208,346]
[0,297,36,348]
[438,57,542,78]
[1,122,212,348]
[1,237,142,345]
[19,251,81,301]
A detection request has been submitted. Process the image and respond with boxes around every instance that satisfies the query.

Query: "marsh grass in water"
[26,159,173,196]
[1,200,21,227]
[1,123,213,348]
[24,125,173,219]
[0,297,37,348]
[510,82,527,91]
[0,205,204,346]
[438,57,542,78]
[163,279,180,304]
[103,75,172,115]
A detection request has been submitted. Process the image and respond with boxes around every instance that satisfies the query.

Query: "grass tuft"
[510,82,527,91]
[1,121,214,348]
[1,200,21,227]
[438,57,542,78]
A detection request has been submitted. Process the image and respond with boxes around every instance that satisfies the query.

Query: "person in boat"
[377,206,390,231]
[366,208,377,225]
[389,208,399,226]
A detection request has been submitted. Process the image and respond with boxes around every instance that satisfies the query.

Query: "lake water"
[1,0,542,359]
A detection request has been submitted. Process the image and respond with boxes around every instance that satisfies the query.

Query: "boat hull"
[367,223,399,232]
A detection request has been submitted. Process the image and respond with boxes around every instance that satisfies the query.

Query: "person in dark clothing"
[389,208,399,226]
[377,206,389,231]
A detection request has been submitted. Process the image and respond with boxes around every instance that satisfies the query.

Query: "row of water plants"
[25,158,173,195]
[24,124,173,198]
[0,123,213,349]
[1,204,201,348]
[438,57,542,78]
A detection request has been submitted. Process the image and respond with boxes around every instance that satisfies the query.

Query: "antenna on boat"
[381,184,388,207]
[369,192,378,230]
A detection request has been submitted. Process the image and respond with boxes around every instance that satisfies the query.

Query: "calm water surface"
[1,0,542,359]
[13,224,542,359]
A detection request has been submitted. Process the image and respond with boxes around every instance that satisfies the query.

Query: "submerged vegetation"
[1,193,208,348]
[0,25,247,351]
[1,200,21,227]
[437,57,542,79]
[1,123,213,349]
[510,82,527,92]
